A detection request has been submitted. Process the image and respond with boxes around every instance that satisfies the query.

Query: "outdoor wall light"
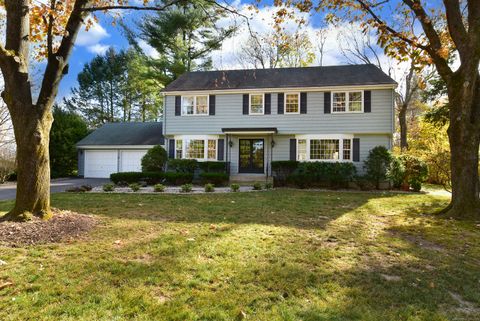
[271,140,276,148]
[229,140,234,147]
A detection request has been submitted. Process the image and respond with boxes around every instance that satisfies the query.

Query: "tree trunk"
[3,102,53,221]
[442,76,480,218]
[398,103,408,151]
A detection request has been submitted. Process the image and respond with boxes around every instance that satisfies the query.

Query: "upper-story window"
[249,94,264,115]
[182,95,208,115]
[332,91,363,113]
[285,93,300,114]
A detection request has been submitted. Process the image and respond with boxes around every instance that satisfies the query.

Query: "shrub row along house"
[77,64,396,181]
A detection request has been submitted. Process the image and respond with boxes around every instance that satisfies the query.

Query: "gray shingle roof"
[162,64,396,92]
[76,122,164,147]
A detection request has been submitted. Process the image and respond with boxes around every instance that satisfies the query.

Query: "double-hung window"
[297,136,352,161]
[249,94,264,115]
[285,93,300,114]
[182,95,208,115]
[332,91,363,113]
[175,137,217,161]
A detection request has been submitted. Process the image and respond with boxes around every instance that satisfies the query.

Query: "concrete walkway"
[0,178,110,201]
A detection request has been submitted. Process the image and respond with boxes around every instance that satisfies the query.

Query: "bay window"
[332,91,363,113]
[175,136,218,161]
[249,94,264,114]
[296,136,353,161]
[182,95,209,115]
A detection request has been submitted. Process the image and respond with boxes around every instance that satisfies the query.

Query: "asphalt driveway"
[0,178,110,201]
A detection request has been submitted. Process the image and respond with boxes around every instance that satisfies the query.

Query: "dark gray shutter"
[300,92,307,114]
[169,139,175,159]
[264,93,271,114]
[289,139,296,161]
[324,92,331,114]
[217,139,224,161]
[278,93,284,114]
[364,90,371,113]
[209,95,215,115]
[242,94,249,114]
[175,96,181,116]
[353,138,360,162]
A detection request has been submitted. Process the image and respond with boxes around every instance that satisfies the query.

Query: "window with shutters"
[285,93,300,114]
[182,95,209,115]
[296,135,353,162]
[207,140,217,160]
[332,91,363,113]
[249,94,264,115]
[174,136,218,161]
[175,140,183,159]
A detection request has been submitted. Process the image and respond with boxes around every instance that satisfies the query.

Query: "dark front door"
[239,139,264,173]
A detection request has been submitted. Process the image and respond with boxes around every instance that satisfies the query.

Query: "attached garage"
[77,122,164,178]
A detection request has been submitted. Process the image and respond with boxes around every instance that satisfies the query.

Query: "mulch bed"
[0,209,98,247]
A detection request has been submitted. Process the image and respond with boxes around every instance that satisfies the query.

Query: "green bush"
[230,183,240,192]
[204,183,215,192]
[388,157,406,188]
[400,155,429,192]
[164,172,194,185]
[66,185,92,193]
[167,159,198,173]
[253,182,262,190]
[199,172,229,186]
[364,146,393,189]
[129,183,141,192]
[198,161,227,173]
[180,183,193,193]
[287,162,356,189]
[141,145,168,172]
[153,184,165,192]
[110,172,164,185]
[264,182,273,189]
[103,183,115,192]
[271,161,299,186]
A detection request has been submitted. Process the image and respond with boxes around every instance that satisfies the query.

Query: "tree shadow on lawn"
[40,189,426,230]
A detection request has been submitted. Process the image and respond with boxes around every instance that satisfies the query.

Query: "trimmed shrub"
[141,145,168,172]
[198,161,227,173]
[253,182,262,190]
[129,183,141,192]
[153,184,165,192]
[271,161,299,186]
[164,172,194,185]
[388,157,406,189]
[287,162,356,189]
[167,159,198,173]
[264,182,273,190]
[353,175,375,190]
[364,146,393,189]
[230,183,240,192]
[103,183,114,192]
[180,183,193,193]
[400,155,429,192]
[199,172,229,186]
[66,185,92,193]
[110,172,164,185]
[204,183,215,193]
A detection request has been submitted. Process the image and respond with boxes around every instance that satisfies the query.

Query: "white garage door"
[84,150,118,178]
[120,150,148,172]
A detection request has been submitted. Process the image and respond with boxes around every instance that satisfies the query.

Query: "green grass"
[1,190,479,320]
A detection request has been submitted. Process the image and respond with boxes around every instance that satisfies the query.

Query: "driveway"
[0,178,111,201]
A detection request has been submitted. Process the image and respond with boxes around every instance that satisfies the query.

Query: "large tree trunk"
[3,102,53,221]
[443,74,480,218]
[398,103,408,151]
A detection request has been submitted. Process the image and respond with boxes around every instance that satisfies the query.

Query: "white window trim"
[181,95,209,116]
[331,90,364,114]
[284,92,301,114]
[174,135,219,161]
[249,93,265,115]
[296,134,354,162]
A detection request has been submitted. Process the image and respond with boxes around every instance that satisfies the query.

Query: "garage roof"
[77,122,164,147]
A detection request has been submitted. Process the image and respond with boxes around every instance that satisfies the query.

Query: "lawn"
[0,190,479,320]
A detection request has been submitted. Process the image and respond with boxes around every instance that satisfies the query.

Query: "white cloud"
[138,40,159,59]
[76,20,110,47]
[87,44,110,55]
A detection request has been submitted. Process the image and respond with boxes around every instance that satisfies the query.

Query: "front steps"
[229,174,273,185]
